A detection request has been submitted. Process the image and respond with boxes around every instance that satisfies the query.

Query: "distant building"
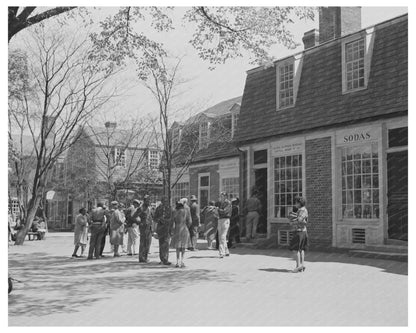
[235,8,408,248]
[170,96,242,208]
[47,121,163,230]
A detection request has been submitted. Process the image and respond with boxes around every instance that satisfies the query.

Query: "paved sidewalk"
[8,233,407,326]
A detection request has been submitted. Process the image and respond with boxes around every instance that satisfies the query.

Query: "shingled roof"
[191,140,239,164]
[235,14,408,145]
[186,96,242,124]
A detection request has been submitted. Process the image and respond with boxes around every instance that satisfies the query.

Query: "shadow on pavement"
[188,256,219,259]
[8,251,233,318]
[232,247,408,276]
[258,268,292,273]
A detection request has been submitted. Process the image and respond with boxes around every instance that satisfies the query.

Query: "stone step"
[348,250,408,262]
[361,244,408,254]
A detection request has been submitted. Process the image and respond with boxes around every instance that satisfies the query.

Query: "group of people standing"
[72,195,156,262]
[71,190,309,273]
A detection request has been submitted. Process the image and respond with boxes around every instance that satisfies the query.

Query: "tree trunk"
[14,194,41,245]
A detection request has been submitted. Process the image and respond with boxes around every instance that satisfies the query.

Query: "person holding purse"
[288,196,309,273]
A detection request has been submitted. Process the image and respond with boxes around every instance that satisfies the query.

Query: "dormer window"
[172,127,181,152]
[231,113,239,138]
[199,122,210,149]
[279,63,294,108]
[345,38,365,90]
[276,54,303,111]
[341,28,375,94]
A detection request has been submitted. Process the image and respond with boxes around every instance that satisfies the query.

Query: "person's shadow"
[258,268,292,273]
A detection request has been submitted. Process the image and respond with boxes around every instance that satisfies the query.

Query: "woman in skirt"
[72,208,89,258]
[171,200,191,268]
[288,196,309,273]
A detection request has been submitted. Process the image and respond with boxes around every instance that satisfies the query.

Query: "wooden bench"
[26,232,41,241]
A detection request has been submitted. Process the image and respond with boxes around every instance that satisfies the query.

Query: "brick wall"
[305,137,333,249]
[189,164,220,205]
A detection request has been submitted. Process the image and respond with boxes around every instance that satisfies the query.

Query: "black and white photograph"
[6,2,410,327]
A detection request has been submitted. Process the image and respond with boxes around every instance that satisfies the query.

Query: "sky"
[7,6,409,126]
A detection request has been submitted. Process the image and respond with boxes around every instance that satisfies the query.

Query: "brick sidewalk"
[8,233,407,326]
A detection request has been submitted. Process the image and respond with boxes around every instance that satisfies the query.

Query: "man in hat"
[188,195,200,251]
[88,202,107,259]
[125,199,141,256]
[109,201,125,257]
[154,196,172,265]
[138,195,153,263]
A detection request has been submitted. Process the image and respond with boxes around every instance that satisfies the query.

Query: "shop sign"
[271,141,304,156]
[336,126,381,146]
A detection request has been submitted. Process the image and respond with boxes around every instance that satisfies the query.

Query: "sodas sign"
[343,132,371,143]
[336,126,381,146]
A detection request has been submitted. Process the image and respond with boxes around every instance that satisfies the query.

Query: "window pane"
[363,205,372,218]
[200,176,209,186]
[354,190,362,204]
[354,205,362,218]
[373,190,379,204]
[354,175,361,188]
[363,189,371,203]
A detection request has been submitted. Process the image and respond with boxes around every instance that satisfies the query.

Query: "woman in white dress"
[72,208,89,258]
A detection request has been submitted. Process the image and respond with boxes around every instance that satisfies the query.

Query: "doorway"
[254,168,268,234]
[387,151,408,241]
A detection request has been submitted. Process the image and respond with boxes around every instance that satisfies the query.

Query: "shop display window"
[341,143,379,219]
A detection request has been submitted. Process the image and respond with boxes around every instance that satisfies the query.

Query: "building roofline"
[235,110,407,146]
[246,12,408,75]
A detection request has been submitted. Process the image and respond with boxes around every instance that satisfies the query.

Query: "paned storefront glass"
[273,154,303,218]
[221,177,239,200]
[341,143,379,219]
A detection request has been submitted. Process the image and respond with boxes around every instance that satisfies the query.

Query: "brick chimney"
[319,7,361,44]
[302,29,319,49]
[104,121,117,129]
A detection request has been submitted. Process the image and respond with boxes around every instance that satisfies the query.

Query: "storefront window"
[221,177,239,199]
[274,154,303,218]
[341,143,379,219]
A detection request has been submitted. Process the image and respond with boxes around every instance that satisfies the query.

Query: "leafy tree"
[8,7,76,42]
[9,26,118,245]
[90,6,315,66]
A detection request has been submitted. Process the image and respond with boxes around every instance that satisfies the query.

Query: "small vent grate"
[352,228,366,244]
[278,231,294,245]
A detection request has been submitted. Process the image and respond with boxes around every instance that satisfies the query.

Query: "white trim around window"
[276,53,304,111]
[341,27,376,94]
[199,121,210,150]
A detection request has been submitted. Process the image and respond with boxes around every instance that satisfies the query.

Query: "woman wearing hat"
[109,201,126,257]
[171,200,191,268]
[288,196,309,272]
